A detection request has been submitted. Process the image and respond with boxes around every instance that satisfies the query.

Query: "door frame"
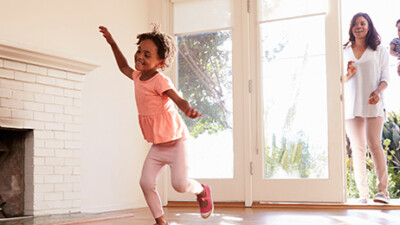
[163,0,250,203]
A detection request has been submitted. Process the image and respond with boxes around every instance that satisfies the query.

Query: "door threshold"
[168,200,400,209]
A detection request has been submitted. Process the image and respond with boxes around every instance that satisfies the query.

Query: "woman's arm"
[99,26,134,79]
[164,89,202,119]
[369,47,390,105]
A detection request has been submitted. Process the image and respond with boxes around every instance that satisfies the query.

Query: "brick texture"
[0,58,84,215]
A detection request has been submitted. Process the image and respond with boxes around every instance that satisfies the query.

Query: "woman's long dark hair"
[344,12,381,50]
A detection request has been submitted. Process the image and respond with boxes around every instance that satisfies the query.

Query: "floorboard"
[1,201,400,225]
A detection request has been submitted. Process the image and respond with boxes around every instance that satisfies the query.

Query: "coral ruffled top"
[132,70,188,144]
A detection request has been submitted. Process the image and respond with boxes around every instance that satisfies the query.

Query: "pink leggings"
[139,137,203,218]
[346,116,388,198]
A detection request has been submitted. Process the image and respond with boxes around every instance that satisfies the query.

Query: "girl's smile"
[134,39,164,76]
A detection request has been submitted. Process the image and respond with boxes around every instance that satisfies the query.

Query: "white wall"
[0,0,152,212]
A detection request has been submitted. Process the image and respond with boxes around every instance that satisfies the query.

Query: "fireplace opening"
[0,127,33,218]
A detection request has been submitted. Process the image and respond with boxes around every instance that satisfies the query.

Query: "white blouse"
[344,44,390,119]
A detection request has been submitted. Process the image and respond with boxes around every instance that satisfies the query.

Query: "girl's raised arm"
[99,26,134,79]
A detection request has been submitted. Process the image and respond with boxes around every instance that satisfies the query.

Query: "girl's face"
[134,39,164,73]
[352,16,369,40]
[397,23,400,38]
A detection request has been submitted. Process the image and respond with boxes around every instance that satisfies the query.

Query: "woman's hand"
[368,90,380,105]
[347,61,357,77]
[99,26,116,45]
[342,61,357,82]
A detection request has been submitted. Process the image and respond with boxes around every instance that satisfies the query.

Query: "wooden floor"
[75,207,400,225]
[2,203,400,225]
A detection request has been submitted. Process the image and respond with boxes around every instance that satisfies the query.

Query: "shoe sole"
[199,184,214,219]
[373,198,390,204]
[201,205,214,219]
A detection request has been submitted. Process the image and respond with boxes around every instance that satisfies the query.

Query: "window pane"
[177,31,233,179]
[261,15,328,179]
[258,0,326,21]
[174,0,232,34]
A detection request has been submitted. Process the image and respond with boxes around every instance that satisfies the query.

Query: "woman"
[343,12,390,204]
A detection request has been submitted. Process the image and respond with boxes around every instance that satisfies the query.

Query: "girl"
[99,25,214,225]
[343,13,390,204]
[389,19,400,76]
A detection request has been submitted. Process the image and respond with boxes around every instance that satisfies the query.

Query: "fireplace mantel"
[0,40,98,74]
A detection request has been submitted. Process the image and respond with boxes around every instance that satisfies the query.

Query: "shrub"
[382,111,400,197]
[347,111,400,199]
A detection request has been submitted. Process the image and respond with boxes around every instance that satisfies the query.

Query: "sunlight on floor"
[276,215,335,224]
[170,213,244,225]
[221,215,243,221]
[331,216,382,225]
[356,210,400,223]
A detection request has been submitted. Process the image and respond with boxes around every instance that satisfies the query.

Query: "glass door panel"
[168,0,245,202]
[177,30,233,179]
[252,0,345,203]
[261,15,328,179]
[258,0,326,21]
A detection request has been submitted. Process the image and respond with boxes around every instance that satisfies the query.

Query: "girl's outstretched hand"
[99,26,116,45]
[184,107,202,119]
[164,89,202,119]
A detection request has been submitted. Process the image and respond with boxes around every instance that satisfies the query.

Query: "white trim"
[325,0,346,202]
[258,12,327,24]
[0,40,99,74]
[240,0,253,207]
[174,27,233,37]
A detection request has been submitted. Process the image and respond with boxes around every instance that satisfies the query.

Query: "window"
[174,0,234,179]
[259,0,328,179]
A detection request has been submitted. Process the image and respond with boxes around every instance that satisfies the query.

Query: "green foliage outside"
[264,132,328,178]
[346,158,399,199]
[382,111,400,198]
[176,31,232,138]
[347,111,400,199]
[264,133,310,178]
[262,36,328,179]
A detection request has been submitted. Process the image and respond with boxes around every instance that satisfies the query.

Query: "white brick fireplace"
[0,40,97,216]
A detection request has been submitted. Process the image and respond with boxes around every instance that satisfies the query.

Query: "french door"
[251,0,345,203]
[165,0,345,204]
[166,0,246,202]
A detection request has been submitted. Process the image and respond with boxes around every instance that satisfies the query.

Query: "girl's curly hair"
[136,23,177,71]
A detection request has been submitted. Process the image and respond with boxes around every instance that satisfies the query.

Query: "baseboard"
[167,200,400,209]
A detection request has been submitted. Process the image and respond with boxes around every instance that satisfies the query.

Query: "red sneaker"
[197,184,214,219]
